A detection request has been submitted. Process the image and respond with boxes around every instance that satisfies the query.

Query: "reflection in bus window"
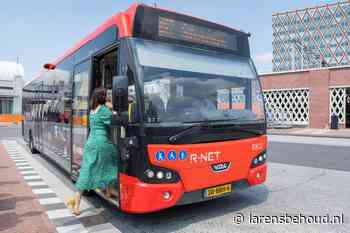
[137,39,265,124]
[73,69,89,127]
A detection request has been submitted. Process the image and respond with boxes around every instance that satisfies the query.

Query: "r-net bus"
[22,4,267,213]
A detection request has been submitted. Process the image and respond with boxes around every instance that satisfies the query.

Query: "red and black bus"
[22,4,267,213]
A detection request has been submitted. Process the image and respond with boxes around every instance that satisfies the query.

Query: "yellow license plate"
[204,184,232,198]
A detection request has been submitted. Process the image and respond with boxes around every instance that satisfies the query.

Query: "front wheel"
[28,134,38,154]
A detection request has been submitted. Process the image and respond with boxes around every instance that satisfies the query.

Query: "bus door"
[71,60,90,181]
[91,47,120,205]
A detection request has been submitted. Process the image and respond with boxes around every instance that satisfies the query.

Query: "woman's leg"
[67,191,83,215]
[65,196,76,209]
[73,191,82,215]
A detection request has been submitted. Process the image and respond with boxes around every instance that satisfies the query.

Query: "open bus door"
[72,47,122,206]
[92,47,121,206]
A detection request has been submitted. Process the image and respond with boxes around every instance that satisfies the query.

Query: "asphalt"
[2,126,350,233]
[268,140,350,172]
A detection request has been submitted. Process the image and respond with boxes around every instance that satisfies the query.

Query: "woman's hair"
[90,87,107,110]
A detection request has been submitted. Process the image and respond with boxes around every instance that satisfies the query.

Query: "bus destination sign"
[158,16,238,51]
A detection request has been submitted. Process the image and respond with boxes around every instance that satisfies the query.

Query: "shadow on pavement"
[87,184,269,233]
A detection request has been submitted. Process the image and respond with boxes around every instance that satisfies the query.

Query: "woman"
[66,87,118,215]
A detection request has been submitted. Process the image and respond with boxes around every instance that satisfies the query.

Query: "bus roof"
[52,3,248,66]
[25,3,249,83]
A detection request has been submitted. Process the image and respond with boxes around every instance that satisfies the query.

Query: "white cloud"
[254,52,273,65]
[253,52,273,74]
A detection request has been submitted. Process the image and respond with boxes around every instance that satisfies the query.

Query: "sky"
[1,0,337,80]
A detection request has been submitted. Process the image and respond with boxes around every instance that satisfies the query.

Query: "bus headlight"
[165,172,172,180]
[263,153,267,160]
[145,169,155,179]
[251,151,267,168]
[156,171,164,179]
[142,166,179,184]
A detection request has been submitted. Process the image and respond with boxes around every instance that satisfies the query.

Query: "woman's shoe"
[95,188,102,194]
[65,197,75,211]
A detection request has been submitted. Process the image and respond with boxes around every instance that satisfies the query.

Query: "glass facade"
[272,1,350,72]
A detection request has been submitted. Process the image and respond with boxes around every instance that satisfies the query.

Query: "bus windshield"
[134,39,265,124]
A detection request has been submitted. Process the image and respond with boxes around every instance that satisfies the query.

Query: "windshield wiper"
[168,122,208,144]
[168,120,264,143]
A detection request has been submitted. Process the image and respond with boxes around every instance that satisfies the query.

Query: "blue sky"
[1,0,336,80]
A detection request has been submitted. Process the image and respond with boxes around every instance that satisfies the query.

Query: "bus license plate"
[204,184,232,198]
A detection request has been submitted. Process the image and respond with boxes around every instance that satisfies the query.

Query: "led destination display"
[158,16,238,51]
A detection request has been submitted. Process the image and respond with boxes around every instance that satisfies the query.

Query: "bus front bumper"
[119,173,184,213]
[119,164,267,213]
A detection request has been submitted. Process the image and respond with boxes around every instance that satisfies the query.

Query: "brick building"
[260,65,350,128]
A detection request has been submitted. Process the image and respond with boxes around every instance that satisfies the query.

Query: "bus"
[22,3,267,213]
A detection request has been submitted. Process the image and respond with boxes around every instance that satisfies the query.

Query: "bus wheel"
[29,135,38,154]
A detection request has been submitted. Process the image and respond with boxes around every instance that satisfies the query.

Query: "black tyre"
[29,134,38,154]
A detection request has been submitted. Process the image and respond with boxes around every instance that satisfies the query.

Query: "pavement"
[268,127,350,139]
[0,142,57,233]
[0,122,20,128]
[1,126,350,233]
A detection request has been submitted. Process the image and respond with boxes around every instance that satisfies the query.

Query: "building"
[0,61,24,122]
[262,1,350,129]
[272,1,350,72]
[261,65,350,129]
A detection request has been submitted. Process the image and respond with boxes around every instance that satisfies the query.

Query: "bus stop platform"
[268,128,350,139]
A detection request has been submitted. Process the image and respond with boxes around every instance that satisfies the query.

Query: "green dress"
[76,105,118,191]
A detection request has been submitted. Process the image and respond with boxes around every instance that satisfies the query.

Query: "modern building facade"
[0,61,24,122]
[262,1,350,129]
[272,1,350,72]
[261,65,350,129]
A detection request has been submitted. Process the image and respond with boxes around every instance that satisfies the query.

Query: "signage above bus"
[133,5,250,56]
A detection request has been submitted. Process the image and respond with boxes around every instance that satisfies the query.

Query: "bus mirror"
[112,75,128,112]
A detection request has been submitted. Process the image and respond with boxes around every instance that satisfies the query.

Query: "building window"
[0,98,13,114]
